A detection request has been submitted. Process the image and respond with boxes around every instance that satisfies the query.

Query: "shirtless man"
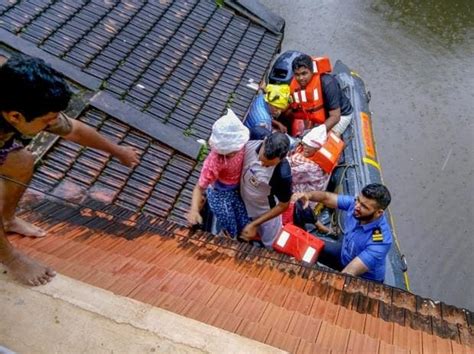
[0,54,139,286]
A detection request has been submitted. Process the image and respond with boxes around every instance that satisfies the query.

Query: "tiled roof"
[10,195,474,353]
[0,0,281,139]
[0,0,282,222]
[0,0,282,224]
[2,1,473,352]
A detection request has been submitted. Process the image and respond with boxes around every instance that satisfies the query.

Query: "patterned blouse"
[287,147,330,195]
[198,148,245,189]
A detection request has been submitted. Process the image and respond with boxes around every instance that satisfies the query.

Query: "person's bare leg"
[1,149,45,237]
[0,227,56,285]
[316,220,333,234]
[0,152,55,284]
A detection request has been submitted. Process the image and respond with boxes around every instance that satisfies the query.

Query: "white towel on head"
[209,109,249,155]
[302,125,327,149]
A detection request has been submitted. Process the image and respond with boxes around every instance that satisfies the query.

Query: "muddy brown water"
[259,0,474,310]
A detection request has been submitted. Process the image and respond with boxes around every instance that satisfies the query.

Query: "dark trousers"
[317,236,344,271]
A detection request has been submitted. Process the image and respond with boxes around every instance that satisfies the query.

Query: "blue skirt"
[207,184,250,238]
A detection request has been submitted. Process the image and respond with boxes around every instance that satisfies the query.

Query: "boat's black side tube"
[332,60,409,290]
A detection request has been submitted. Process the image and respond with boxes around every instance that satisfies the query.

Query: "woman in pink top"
[187,110,250,238]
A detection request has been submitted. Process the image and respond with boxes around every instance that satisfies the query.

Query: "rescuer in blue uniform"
[294,183,393,282]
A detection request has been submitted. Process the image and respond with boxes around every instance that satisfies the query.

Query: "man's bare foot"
[3,249,56,286]
[4,217,46,237]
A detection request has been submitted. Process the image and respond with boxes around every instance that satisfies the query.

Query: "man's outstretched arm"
[62,119,139,167]
[293,190,338,209]
[325,108,341,131]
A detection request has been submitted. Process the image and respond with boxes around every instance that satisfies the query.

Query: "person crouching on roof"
[239,132,292,248]
[187,109,250,238]
[0,54,139,286]
[286,125,333,233]
[244,84,291,134]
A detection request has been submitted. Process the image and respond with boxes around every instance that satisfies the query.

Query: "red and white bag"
[273,223,325,264]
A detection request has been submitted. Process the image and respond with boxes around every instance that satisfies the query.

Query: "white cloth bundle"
[209,109,250,155]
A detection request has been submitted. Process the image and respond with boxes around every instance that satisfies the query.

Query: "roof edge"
[16,196,474,347]
[182,227,472,346]
[89,91,202,159]
[0,268,283,353]
[0,29,101,90]
[225,0,285,34]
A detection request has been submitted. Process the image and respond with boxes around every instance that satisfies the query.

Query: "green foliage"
[215,0,224,7]
[183,128,193,137]
[226,92,236,108]
[197,143,209,162]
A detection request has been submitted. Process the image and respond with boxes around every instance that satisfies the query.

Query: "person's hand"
[274,121,287,134]
[241,222,258,241]
[187,209,203,226]
[292,192,310,208]
[115,146,139,167]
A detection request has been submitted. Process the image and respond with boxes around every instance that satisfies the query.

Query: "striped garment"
[243,93,272,131]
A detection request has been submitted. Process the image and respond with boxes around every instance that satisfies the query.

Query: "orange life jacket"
[290,57,332,124]
[296,132,345,174]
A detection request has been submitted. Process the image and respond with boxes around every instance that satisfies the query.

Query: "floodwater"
[260,0,474,310]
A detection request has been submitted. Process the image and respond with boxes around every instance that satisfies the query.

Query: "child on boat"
[286,125,332,233]
[289,125,331,194]
[187,109,250,238]
[244,84,291,134]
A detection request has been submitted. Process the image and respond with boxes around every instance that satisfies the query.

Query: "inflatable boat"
[268,51,409,290]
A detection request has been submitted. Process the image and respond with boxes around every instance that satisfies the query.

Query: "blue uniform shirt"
[337,195,393,282]
[244,93,272,131]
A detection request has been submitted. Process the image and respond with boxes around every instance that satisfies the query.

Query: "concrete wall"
[0,268,284,354]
